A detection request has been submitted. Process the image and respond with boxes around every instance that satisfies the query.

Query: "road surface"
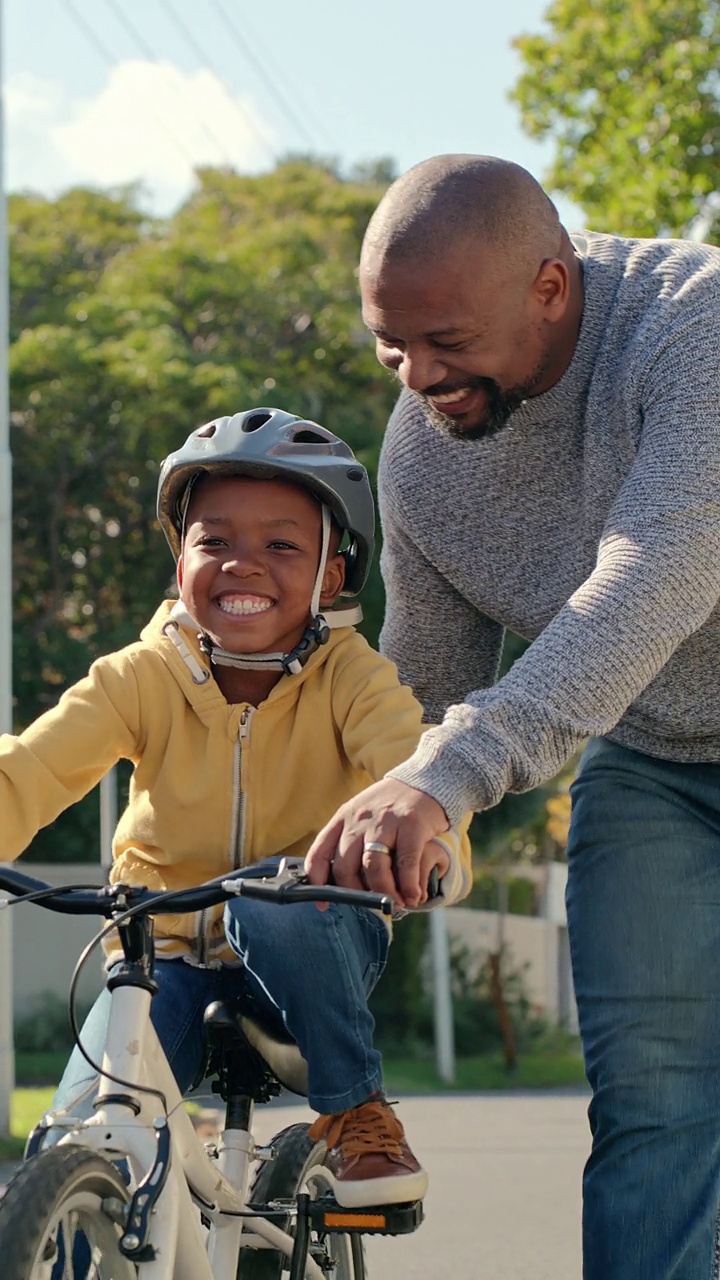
[1,1090,590,1277]
[253,1090,589,1279]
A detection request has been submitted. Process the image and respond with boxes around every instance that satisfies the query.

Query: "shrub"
[371,917,551,1058]
[441,940,548,1056]
[369,914,431,1054]
[14,990,93,1054]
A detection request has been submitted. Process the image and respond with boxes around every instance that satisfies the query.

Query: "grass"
[0,1086,207,1162]
[383,1047,587,1093]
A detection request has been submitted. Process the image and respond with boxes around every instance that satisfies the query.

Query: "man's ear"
[532,257,570,321]
[319,553,346,608]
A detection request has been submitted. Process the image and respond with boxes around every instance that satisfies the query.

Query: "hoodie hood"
[139,599,359,720]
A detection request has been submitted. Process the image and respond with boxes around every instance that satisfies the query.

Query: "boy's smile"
[177,474,344,659]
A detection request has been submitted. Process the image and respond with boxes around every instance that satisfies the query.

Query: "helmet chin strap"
[173,506,360,678]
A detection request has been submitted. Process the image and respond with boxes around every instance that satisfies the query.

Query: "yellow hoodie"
[1,601,471,962]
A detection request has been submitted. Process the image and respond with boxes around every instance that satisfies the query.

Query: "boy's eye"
[269,539,300,551]
[198,535,226,547]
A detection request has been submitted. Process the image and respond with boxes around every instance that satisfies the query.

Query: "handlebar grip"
[235,879,394,916]
[427,866,440,899]
[0,866,54,896]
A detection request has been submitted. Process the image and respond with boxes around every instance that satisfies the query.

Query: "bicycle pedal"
[307,1194,424,1235]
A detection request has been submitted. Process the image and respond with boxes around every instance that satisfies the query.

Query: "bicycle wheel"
[0,1144,137,1280]
[238,1122,366,1280]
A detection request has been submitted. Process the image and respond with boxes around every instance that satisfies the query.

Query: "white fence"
[5,862,108,1017]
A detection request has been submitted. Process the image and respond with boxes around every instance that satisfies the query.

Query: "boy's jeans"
[54,886,388,1119]
[567,737,720,1280]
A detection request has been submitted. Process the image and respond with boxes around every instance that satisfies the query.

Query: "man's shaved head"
[361,154,563,282]
[359,154,584,442]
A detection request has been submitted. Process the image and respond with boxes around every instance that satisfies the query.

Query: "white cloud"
[5,61,276,213]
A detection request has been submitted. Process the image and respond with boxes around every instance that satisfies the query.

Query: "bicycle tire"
[0,1144,137,1280]
[238,1122,366,1280]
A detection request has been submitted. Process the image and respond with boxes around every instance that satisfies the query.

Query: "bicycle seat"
[203,1000,309,1097]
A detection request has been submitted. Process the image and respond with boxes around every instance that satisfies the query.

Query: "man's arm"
[309,310,720,900]
[305,636,472,907]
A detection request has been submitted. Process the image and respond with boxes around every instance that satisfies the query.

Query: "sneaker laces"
[308,1101,407,1160]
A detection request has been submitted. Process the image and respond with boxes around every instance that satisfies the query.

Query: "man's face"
[360,242,559,441]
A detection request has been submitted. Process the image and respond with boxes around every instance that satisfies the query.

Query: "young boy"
[0,406,471,1207]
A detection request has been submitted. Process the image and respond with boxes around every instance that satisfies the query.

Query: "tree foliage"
[9,160,398,860]
[511,0,720,238]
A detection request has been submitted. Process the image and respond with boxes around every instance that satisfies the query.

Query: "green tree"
[511,0,720,239]
[9,159,398,860]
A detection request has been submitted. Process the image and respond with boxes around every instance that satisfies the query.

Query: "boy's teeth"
[218,597,271,615]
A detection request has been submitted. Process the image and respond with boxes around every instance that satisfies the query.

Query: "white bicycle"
[0,862,424,1280]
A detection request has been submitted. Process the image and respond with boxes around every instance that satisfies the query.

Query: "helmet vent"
[196,423,217,439]
[243,410,273,432]
[293,429,329,444]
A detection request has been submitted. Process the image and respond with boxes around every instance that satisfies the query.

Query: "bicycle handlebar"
[0,864,395,917]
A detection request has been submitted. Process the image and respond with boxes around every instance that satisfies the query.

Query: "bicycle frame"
[2,861,409,1280]
[39,965,326,1280]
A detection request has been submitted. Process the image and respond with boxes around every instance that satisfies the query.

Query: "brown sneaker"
[307,1099,428,1208]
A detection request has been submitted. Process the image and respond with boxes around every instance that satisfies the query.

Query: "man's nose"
[396,347,448,393]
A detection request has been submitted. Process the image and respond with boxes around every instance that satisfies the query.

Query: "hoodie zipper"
[230,707,253,869]
[197,706,253,966]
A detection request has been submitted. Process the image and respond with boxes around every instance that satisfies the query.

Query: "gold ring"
[363,841,393,855]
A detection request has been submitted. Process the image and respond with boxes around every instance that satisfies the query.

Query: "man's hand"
[304,778,449,907]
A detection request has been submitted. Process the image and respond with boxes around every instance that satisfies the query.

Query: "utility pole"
[0,0,14,1136]
[430,908,455,1084]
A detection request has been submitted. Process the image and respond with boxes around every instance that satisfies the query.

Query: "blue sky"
[4,0,582,223]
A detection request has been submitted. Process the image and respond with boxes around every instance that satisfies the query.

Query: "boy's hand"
[418,838,451,904]
[304,778,449,907]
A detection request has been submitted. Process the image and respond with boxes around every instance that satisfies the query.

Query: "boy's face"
[177,474,345,656]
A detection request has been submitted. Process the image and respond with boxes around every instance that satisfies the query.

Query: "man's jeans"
[54,889,388,1118]
[567,737,720,1279]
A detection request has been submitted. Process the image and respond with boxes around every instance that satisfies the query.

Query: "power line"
[209,0,334,153]
[56,0,197,169]
[103,0,237,167]
[154,0,278,165]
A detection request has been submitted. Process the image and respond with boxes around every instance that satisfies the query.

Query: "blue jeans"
[567,737,720,1280]
[54,885,388,1117]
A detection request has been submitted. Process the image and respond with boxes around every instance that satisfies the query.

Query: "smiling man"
[360,157,582,440]
[305,154,720,1279]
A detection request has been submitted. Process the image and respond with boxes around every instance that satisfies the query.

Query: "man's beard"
[407,359,551,442]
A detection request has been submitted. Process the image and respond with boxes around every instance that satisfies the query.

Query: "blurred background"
[4,0,719,1088]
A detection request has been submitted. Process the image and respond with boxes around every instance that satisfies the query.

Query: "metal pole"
[99,769,117,869]
[430,908,455,1085]
[0,0,15,1136]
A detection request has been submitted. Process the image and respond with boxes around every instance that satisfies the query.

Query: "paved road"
[253,1090,590,1279]
[2,1091,590,1277]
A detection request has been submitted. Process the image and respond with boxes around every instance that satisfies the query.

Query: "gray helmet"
[157,407,375,594]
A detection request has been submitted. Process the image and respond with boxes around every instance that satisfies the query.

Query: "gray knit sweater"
[379,231,720,825]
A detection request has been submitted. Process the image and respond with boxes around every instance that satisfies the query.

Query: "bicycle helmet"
[158,407,374,593]
[157,408,375,677]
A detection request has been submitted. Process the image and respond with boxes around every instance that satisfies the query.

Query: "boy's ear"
[319,552,346,608]
[176,556,184,595]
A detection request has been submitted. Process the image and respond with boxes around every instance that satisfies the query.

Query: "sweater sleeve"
[386,309,720,824]
[0,651,143,860]
[330,639,473,905]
